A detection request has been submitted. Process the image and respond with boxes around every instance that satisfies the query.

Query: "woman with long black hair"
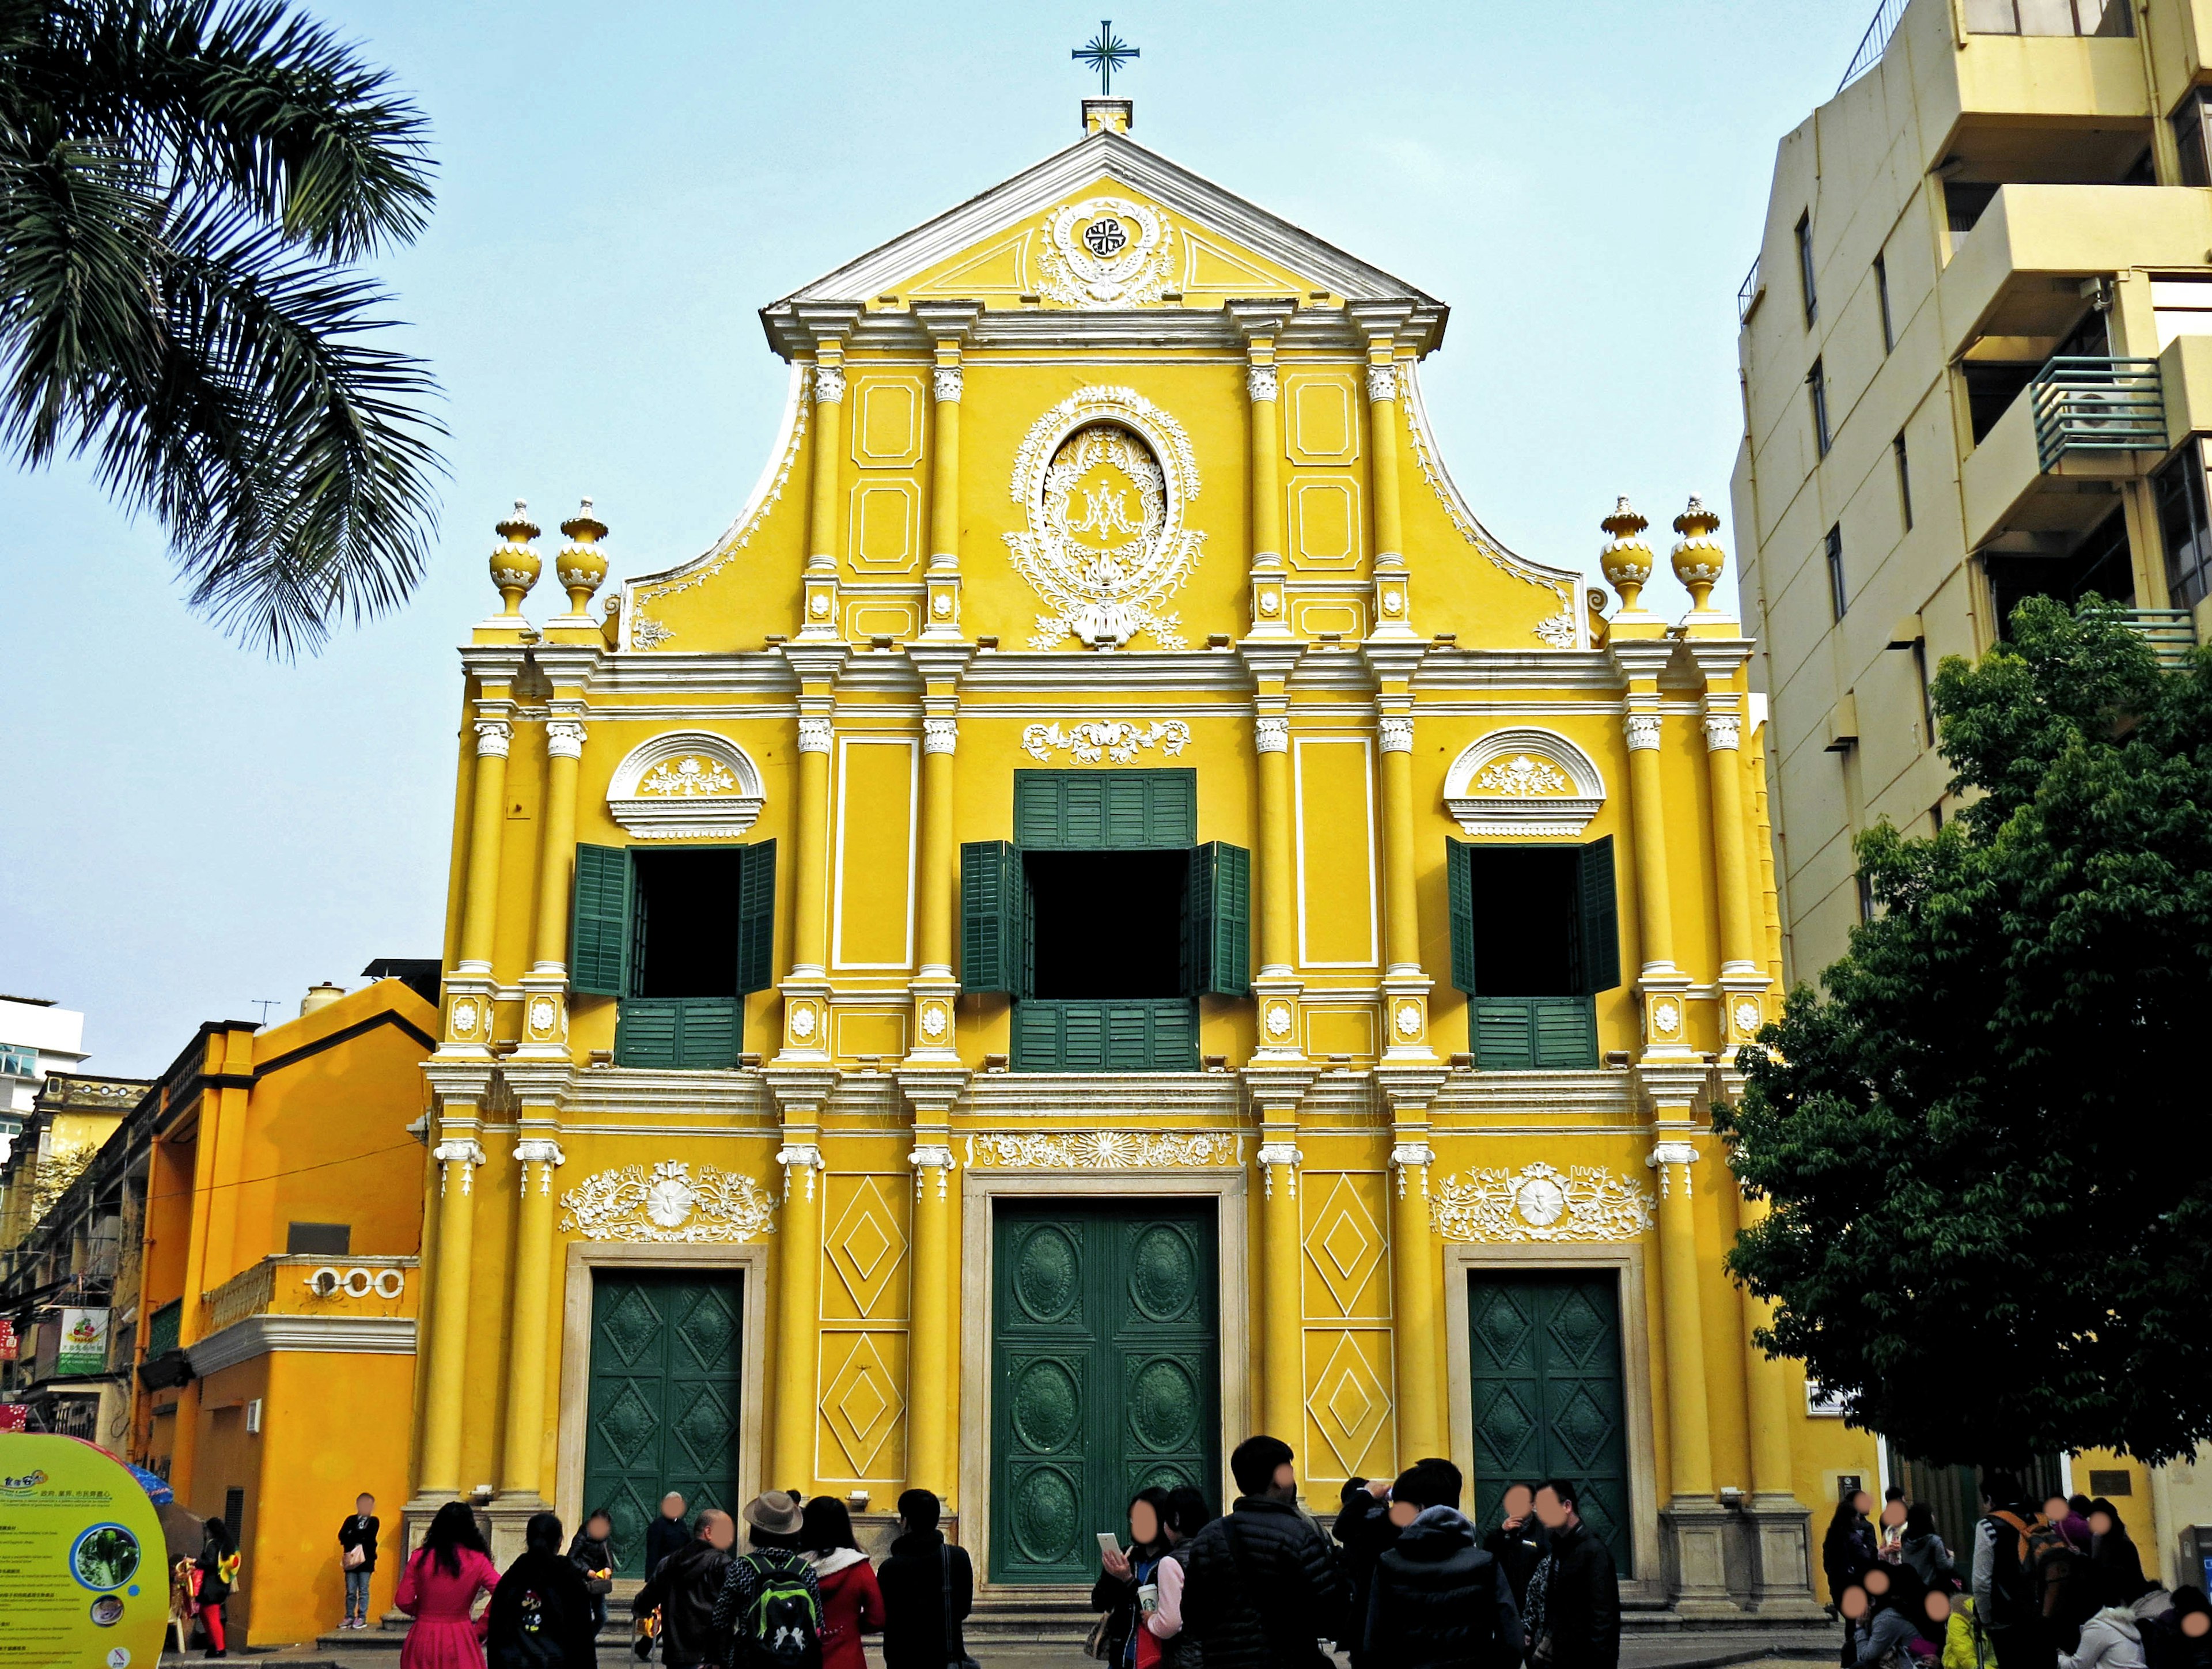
[194,1516,240,1659]
[1827,1490,1880,1667]
[1093,1485,1176,1668]
[395,1500,499,1669]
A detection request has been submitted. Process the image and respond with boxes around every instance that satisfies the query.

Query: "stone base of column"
[1378,974,1438,1064]
[772,979,835,1065]
[1660,1496,1742,1614]
[1740,1493,1824,1615]
[902,978,961,1066]
[509,974,570,1062]
[483,1494,552,1566]
[1250,978,1306,1062]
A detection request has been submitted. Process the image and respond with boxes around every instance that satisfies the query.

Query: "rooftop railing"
[2122,608,2199,670]
[1737,255,1763,323]
[1840,0,1912,91]
[2030,358,2165,470]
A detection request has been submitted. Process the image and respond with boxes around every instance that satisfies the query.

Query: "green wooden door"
[581,1271,745,1576]
[991,1202,1219,1583]
[1467,1271,1634,1575]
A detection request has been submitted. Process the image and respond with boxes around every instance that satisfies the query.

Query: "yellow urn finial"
[557,497,611,615]
[1599,497,1654,614]
[491,499,541,616]
[1670,495,1726,612]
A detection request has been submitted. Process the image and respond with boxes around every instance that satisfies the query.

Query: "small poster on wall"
[55,1310,108,1376]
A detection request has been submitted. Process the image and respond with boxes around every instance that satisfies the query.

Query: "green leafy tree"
[1717,597,2212,1465]
[1,0,440,653]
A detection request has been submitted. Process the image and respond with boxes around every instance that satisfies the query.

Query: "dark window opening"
[1894,432,1914,529]
[1826,524,1849,621]
[1984,503,2137,635]
[1963,361,2041,445]
[1468,849,1581,996]
[1857,872,1876,925]
[2154,441,2212,608]
[1027,850,1187,998]
[1912,639,1935,746]
[1946,182,1999,236]
[1874,253,1895,353]
[1796,212,1818,324]
[2176,88,2212,187]
[2123,146,2157,185]
[1930,801,1945,833]
[286,1222,350,1256]
[1809,359,1832,456]
[631,849,741,998]
[224,1488,246,1543]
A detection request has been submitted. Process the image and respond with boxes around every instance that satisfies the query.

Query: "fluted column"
[772,1121,826,1489]
[799,353,847,641]
[419,1117,486,1494]
[499,1133,565,1497]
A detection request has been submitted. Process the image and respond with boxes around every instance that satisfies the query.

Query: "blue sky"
[2,1,1868,1074]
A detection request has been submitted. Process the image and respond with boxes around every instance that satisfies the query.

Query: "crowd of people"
[362,1433,1622,1669]
[1820,1477,2212,1669]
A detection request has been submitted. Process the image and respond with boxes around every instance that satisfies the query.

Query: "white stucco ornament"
[558,1160,777,1244]
[1430,1161,1655,1243]
[1035,197,1176,309]
[1395,1001,1423,1038]
[1005,387,1203,650]
[789,1005,817,1040]
[1733,1000,1762,1035]
[1264,1002,1294,1038]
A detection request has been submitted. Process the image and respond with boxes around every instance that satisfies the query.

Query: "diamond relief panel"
[818,1330,908,1481]
[1301,1171,1390,1320]
[1303,1328,1395,1481]
[823,1174,911,1322]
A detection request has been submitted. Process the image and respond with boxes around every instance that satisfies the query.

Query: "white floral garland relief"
[557,1160,778,1243]
[963,1130,1238,1170]
[1429,1161,1654,1243]
[1020,718,1190,764]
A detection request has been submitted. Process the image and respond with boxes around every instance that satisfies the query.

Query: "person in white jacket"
[2061,1604,2151,1669]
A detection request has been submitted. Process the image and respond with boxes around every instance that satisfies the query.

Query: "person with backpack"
[1179,1434,1350,1669]
[194,1517,242,1659]
[710,1492,824,1669]
[799,1497,883,1669]
[1975,1474,2055,1669]
[637,1508,736,1669]
[1140,1486,1212,1669]
[876,1488,973,1669]
[487,1512,597,1669]
[1359,1458,1522,1669]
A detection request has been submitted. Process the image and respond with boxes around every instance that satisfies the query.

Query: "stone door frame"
[1441,1240,1666,1604]
[957,1166,1250,1594]
[554,1241,770,1540]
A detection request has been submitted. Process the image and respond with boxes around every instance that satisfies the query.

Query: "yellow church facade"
[409,99,1874,1614]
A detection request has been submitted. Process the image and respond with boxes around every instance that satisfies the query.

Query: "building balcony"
[2122,608,2200,668]
[1963,355,2160,552]
[202,1253,418,1333]
[1941,184,2212,357]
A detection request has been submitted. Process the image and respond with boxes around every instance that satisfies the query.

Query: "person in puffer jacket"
[1360,1459,1523,1669]
[2062,1605,2151,1669]
[1180,1435,1349,1669]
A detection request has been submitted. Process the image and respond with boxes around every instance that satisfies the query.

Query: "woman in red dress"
[395,1501,501,1669]
[801,1497,884,1669]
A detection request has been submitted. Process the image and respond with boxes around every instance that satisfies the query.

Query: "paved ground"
[173,1636,1839,1669]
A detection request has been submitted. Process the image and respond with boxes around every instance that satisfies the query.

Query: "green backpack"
[741,1556,821,1668]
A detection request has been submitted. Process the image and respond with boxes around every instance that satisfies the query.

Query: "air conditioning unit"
[1825,692,1861,753]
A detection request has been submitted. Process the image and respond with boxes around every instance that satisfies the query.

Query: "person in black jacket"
[488,1512,599,1669]
[2088,1502,2152,1611]
[1827,1489,1880,1666]
[1093,1485,1175,1668]
[877,1488,972,1669]
[1334,1475,1402,1669]
[645,1492,691,1581]
[1482,1483,1549,1613]
[567,1508,616,1638]
[1362,1458,1522,1669]
[338,1494,380,1630]
[635,1509,734,1669]
[1179,1433,1350,1669]
[1530,1479,1619,1669]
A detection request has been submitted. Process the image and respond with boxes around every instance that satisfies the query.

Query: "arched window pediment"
[1442,728,1605,838]
[606,731,765,841]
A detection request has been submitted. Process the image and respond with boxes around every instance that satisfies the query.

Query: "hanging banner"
[0,1433,166,1667]
[55,1310,109,1376]
[0,1318,17,1361]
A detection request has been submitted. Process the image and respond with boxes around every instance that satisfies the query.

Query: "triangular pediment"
[770,127,1437,320]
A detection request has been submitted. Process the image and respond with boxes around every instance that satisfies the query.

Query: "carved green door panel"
[581,1272,744,1577]
[992,1203,1218,1583]
[1467,1272,1633,1576]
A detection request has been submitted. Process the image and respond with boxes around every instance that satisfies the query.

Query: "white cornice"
[189,1314,416,1377]
[956,650,1257,694]
[763,130,1442,357]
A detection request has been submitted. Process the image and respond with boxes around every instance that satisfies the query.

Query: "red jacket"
[809,1550,885,1669]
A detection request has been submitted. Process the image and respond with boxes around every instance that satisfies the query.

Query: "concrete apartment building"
[1732,0,2212,979]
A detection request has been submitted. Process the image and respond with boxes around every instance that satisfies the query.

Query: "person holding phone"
[1093,1487,1175,1666]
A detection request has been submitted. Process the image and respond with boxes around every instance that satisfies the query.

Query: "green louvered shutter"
[1532,997,1597,1069]
[1475,998,1536,1070]
[1446,838,1478,996]
[571,844,632,996]
[1146,771,1196,847]
[1012,1002,1063,1071]
[962,841,1027,994]
[1577,835,1622,994]
[736,839,777,994]
[1014,775,1065,848]
[1103,775,1149,846]
[1187,843,1251,997]
[1012,771,1198,849]
[676,998,742,1068]
[1148,1001,1199,1070]
[615,998,680,1067]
